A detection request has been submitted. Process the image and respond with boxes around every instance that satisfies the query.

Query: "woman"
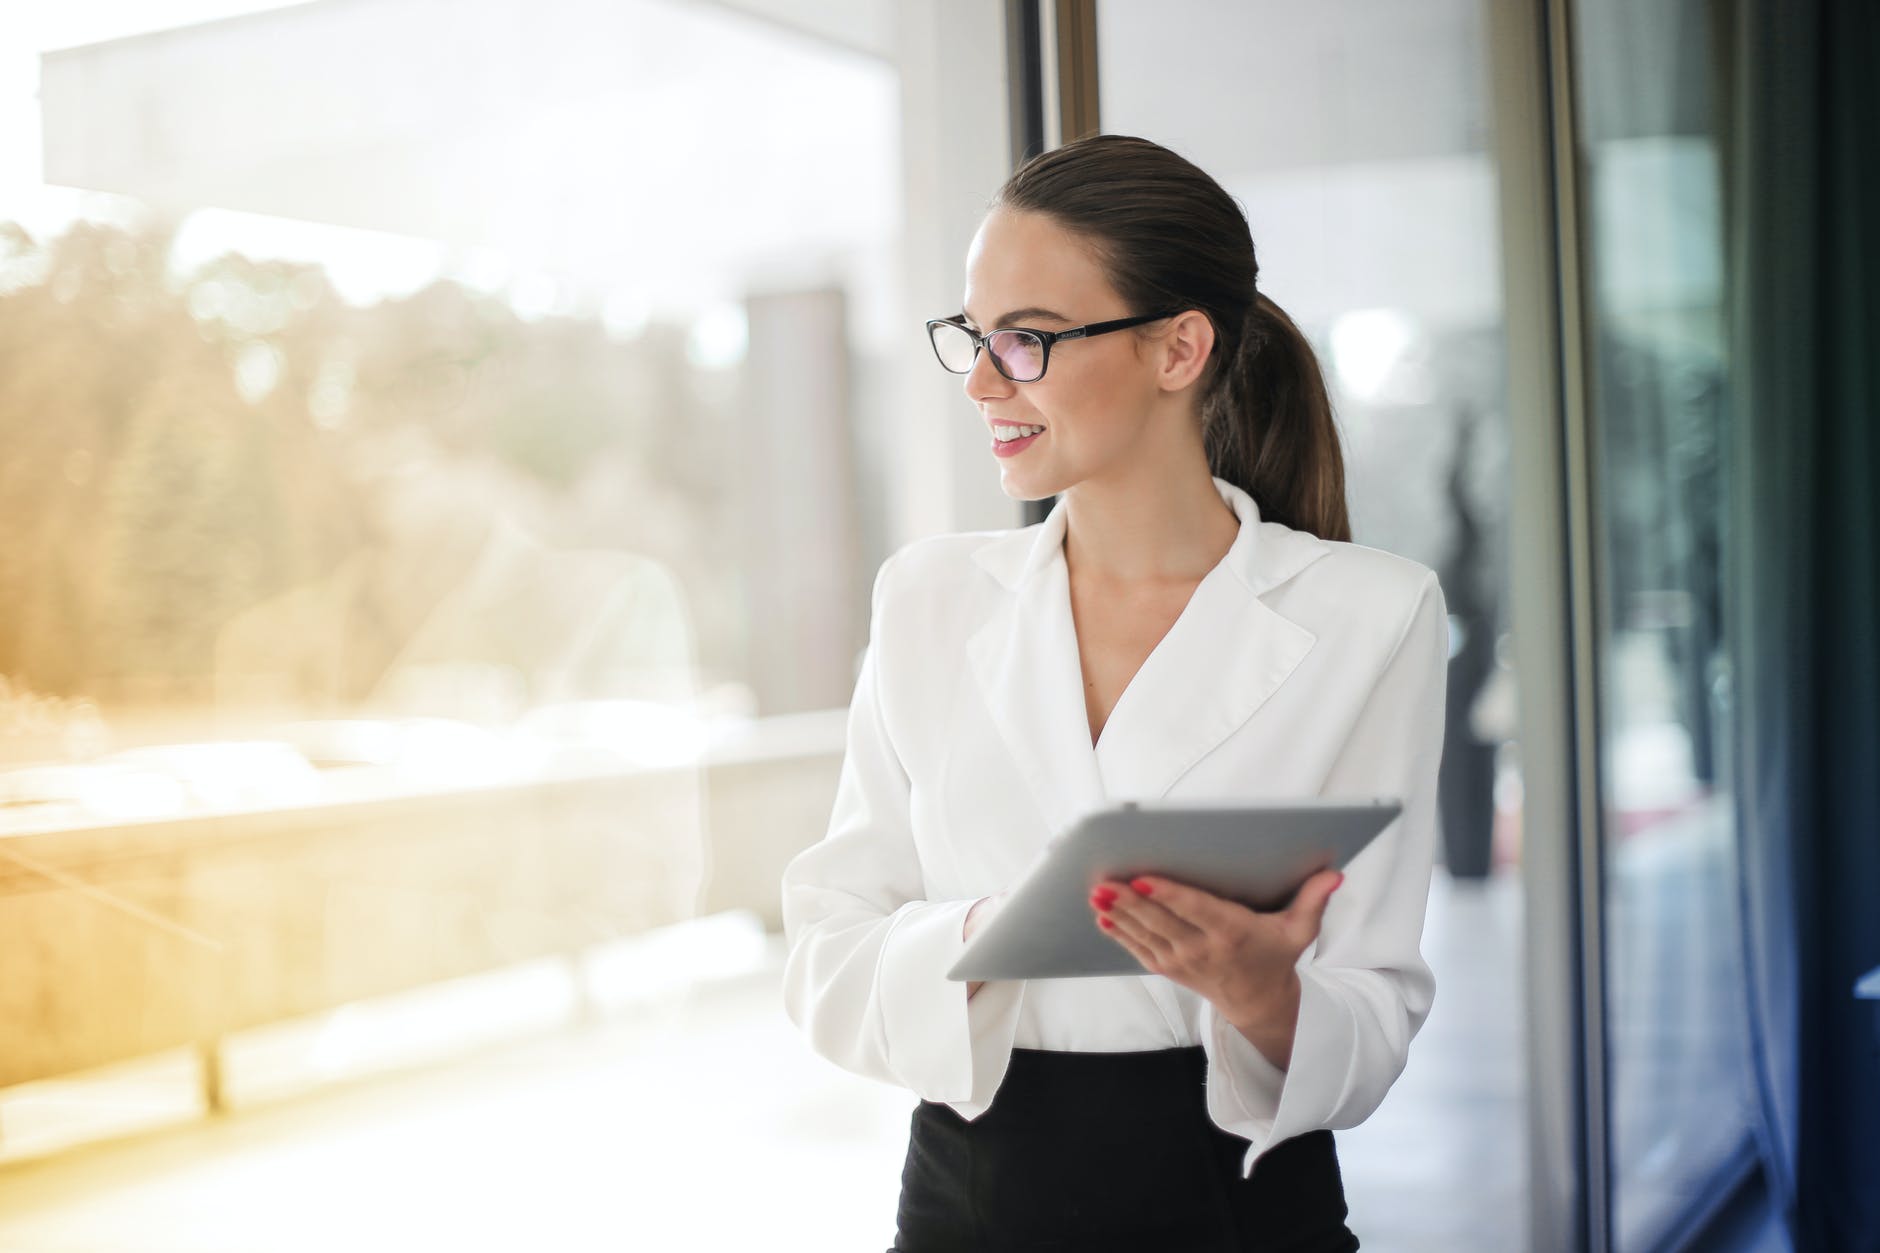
[781,134,1448,1251]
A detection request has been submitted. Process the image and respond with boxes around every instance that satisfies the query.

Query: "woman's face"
[959,207,1200,501]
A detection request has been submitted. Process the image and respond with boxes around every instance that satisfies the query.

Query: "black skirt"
[889,1045,1359,1252]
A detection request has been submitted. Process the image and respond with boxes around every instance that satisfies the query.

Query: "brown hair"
[990,134,1351,542]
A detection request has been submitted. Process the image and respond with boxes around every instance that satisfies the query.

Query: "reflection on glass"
[2,228,714,815]
[1572,0,1755,1244]
[0,9,902,1240]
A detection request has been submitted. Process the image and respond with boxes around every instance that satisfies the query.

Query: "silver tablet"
[945,797,1402,982]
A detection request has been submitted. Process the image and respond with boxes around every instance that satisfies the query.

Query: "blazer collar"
[965,476,1330,840]
[969,475,1330,596]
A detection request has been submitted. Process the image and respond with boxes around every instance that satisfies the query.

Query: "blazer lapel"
[966,476,1329,840]
[966,533,1109,842]
[1095,571,1318,801]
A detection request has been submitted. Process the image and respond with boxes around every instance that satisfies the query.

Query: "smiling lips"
[990,421,1045,442]
[990,425,1044,457]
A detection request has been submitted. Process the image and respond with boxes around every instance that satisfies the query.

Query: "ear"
[1155,310,1216,393]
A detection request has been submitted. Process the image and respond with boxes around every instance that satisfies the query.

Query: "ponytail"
[1205,293,1350,542]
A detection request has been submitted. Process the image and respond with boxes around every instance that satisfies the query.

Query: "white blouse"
[780,475,1449,1179]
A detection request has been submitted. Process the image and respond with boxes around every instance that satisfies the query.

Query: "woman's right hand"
[962,890,1010,1000]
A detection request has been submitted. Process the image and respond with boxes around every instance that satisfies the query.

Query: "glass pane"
[1570,0,1758,1244]
[0,1,985,1247]
[1098,1,1525,1246]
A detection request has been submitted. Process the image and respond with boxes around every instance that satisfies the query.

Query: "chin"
[997,473,1065,504]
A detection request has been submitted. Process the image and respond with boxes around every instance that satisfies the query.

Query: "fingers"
[1091,876,1207,948]
[1119,875,1246,930]
[1092,870,1345,971]
[1097,912,1162,972]
[1090,876,1220,975]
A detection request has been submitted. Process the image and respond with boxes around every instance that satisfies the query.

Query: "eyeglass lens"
[932,323,1045,381]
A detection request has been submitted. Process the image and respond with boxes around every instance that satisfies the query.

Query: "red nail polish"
[1098,916,1115,929]
[1091,896,1114,913]
[1130,878,1153,896]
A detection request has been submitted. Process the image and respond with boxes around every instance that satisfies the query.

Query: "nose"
[965,340,1014,402]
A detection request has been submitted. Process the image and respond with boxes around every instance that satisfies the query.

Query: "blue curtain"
[1724,0,1880,1245]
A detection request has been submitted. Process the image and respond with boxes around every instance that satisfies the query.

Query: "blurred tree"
[0,218,743,709]
[94,368,273,698]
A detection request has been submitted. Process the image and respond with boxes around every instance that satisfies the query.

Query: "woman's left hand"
[1090,870,1344,1030]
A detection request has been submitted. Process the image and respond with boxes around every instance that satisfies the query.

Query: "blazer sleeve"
[779,551,1026,1109]
[1198,569,1450,1178]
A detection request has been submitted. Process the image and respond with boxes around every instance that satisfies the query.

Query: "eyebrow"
[959,305,1071,328]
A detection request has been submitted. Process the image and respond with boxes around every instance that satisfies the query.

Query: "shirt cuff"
[1203,965,1358,1178]
[876,897,1026,1113]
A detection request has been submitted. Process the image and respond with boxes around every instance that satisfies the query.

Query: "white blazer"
[780,474,1449,1179]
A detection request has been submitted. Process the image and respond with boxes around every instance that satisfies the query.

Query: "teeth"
[993,423,1045,440]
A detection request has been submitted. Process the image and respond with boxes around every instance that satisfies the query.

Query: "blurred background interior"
[1,1,1874,1250]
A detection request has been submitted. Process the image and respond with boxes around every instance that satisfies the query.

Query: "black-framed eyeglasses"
[924,310,1182,383]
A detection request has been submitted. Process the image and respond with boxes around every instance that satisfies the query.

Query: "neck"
[1060,461,1239,587]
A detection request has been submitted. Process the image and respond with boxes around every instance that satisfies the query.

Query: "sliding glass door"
[1566,0,1760,1244]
